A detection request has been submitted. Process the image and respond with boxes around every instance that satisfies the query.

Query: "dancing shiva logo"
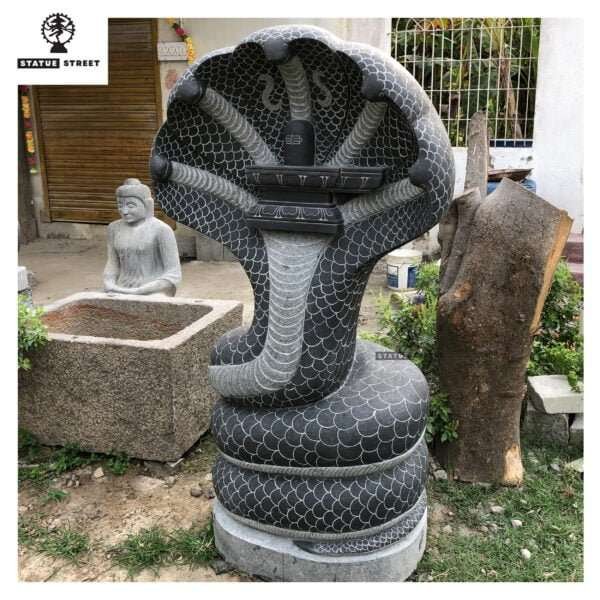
[41,13,75,53]
[18,12,101,70]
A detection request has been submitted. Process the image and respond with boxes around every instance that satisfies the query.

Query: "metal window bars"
[391,18,540,147]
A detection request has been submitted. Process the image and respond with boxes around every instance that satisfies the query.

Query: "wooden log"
[437,178,572,485]
[464,111,489,201]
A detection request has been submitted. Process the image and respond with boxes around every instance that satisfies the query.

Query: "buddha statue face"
[117,195,147,225]
[115,178,154,225]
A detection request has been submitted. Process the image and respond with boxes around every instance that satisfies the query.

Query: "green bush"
[364,258,584,444]
[364,261,458,444]
[18,295,48,371]
[528,261,583,391]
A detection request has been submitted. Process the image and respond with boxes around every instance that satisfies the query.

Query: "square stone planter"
[18,292,242,461]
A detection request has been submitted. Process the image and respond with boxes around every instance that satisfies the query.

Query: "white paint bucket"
[386,249,423,291]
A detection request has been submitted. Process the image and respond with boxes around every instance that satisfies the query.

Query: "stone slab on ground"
[522,400,569,445]
[565,458,583,474]
[18,266,29,291]
[18,266,33,304]
[18,292,242,462]
[569,414,584,448]
[213,499,427,582]
[528,375,583,414]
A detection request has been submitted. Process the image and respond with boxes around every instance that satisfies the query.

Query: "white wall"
[179,18,390,58]
[532,18,584,232]
[157,19,389,122]
[452,147,535,196]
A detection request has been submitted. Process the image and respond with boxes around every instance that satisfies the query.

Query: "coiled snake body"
[151,25,454,555]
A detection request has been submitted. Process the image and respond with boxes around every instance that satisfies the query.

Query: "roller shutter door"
[34,18,167,224]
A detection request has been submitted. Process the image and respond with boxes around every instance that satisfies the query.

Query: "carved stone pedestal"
[213,499,427,582]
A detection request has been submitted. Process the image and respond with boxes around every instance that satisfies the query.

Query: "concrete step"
[528,375,583,414]
[570,413,583,448]
[563,233,583,264]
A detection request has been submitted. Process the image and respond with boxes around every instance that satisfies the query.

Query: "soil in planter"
[42,302,209,341]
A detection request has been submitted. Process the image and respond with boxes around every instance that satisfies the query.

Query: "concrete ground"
[18,238,392,333]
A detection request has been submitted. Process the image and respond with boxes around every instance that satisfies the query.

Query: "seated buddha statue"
[103,178,182,296]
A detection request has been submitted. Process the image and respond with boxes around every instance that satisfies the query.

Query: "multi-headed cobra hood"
[150,25,454,239]
[149,24,455,407]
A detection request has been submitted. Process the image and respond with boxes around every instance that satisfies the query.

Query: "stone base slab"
[213,499,427,582]
[570,413,584,448]
[522,400,569,445]
[528,375,583,414]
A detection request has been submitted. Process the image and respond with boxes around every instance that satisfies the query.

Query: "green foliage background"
[365,259,583,444]
[392,18,541,145]
[18,295,48,371]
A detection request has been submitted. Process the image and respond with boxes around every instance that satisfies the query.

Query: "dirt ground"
[17,438,457,582]
[17,238,395,581]
[18,437,256,582]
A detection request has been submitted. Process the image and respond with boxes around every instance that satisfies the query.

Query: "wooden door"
[33,19,166,224]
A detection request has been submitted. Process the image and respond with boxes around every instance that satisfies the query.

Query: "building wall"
[532,18,584,232]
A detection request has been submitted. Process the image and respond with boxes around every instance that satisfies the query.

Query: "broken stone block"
[528,375,583,414]
[569,413,584,448]
[522,400,569,445]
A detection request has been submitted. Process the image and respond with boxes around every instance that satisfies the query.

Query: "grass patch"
[105,453,130,476]
[109,527,172,576]
[18,438,98,484]
[108,523,218,577]
[42,488,69,504]
[169,522,219,566]
[18,430,133,484]
[415,437,583,582]
[18,428,43,463]
[19,517,90,563]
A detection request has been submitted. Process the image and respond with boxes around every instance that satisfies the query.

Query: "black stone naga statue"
[151,25,454,581]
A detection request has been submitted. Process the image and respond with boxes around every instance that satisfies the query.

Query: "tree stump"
[437,179,572,485]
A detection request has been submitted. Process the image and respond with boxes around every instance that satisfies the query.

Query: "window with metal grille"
[392,18,540,147]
